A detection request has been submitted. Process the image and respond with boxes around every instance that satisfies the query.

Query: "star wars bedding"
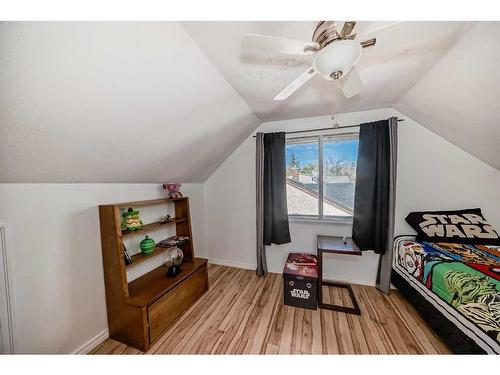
[392,236,500,354]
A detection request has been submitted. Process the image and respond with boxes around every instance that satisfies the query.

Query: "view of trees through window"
[285,134,359,218]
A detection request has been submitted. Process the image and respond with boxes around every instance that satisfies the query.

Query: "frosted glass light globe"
[312,40,362,80]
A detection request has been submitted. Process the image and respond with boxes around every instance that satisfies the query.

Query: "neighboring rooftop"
[286,179,352,217]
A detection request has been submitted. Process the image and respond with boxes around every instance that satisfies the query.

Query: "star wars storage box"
[283,252,318,310]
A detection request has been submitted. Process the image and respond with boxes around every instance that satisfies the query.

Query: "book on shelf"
[123,244,133,265]
[157,235,189,248]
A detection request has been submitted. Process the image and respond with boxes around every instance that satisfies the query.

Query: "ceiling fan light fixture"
[312,40,362,80]
[243,20,391,101]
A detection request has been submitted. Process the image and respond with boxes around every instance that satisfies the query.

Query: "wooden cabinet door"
[147,266,207,343]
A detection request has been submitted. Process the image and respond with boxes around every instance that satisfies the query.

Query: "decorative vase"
[121,208,143,231]
[140,235,155,255]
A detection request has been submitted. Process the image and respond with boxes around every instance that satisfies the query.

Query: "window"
[285,133,359,220]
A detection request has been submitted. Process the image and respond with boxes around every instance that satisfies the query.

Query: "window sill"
[288,216,353,225]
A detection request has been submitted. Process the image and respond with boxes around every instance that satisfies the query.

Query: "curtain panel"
[352,117,398,293]
[255,132,291,277]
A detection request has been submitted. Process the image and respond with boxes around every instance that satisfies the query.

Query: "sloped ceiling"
[181,21,474,122]
[0,22,259,182]
[1,21,498,183]
[395,22,500,171]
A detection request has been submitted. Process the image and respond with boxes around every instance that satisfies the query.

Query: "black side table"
[317,235,361,315]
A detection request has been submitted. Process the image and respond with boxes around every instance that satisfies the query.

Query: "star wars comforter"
[392,236,500,354]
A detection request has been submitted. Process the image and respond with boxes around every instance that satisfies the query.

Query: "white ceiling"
[1,21,499,182]
[395,22,500,171]
[182,21,474,122]
[0,22,259,182]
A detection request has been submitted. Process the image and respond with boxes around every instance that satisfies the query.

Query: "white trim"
[321,274,376,287]
[207,258,256,271]
[289,217,353,224]
[318,134,324,219]
[0,224,15,354]
[207,258,376,287]
[73,329,109,354]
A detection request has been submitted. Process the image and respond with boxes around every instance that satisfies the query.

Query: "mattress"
[392,236,500,354]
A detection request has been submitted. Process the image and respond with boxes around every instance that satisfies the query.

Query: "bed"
[391,236,500,354]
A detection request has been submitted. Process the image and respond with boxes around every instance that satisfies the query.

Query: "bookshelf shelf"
[127,246,169,269]
[126,237,190,269]
[121,218,187,239]
[112,197,187,208]
[127,258,207,307]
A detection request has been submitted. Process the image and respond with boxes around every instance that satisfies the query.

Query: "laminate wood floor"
[91,264,451,354]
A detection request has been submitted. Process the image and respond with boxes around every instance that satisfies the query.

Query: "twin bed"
[392,236,500,354]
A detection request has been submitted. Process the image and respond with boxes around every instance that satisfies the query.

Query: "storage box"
[283,252,318,310]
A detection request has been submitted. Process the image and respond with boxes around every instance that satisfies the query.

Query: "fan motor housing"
[313,21,342,49]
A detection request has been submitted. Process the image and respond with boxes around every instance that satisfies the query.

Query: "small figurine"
[160,214,172,224]
[162,183,183,199]
[121,208,143,231]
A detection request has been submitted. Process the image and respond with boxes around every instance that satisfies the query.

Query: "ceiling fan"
[241,21,398,101]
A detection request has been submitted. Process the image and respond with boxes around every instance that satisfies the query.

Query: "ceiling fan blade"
[338,66,364,98]
[274,67,316,101]
[241,33,319,55]
[340,21,356,37]
[358,21,402,37]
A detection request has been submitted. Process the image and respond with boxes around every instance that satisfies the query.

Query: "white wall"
[395,22,500,171]
[0,183,206,354]
[204,109,392,286]
[204,108,500,286]
[2,109,500,354]
[394,109,500,233]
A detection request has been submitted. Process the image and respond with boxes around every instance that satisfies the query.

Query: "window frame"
[286,131,359,223]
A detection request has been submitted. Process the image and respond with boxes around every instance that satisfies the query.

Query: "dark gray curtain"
[352,117,398,293]
[376,118,398,293]
[255,132,291,277]
[255,133,266,276]
[263,132,291,246]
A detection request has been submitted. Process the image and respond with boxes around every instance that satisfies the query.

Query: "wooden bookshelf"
[98,197,208,351]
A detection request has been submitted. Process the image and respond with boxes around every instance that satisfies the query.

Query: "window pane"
[286,139,319,217]
[322,136,358,217]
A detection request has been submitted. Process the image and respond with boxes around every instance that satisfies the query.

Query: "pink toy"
[162,183,183,199]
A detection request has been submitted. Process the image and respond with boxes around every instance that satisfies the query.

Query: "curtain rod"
[252,118,404,138]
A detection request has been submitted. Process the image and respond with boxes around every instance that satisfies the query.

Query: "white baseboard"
[207,258,376,287]
[208,258,257,271]
[321,275,376,287]
[73,329,109,354]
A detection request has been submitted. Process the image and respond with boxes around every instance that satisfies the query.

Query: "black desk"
[317,235,361,315]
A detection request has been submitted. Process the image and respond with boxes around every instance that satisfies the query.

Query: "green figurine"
[121,208,143,231]
[140,235,155,255]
